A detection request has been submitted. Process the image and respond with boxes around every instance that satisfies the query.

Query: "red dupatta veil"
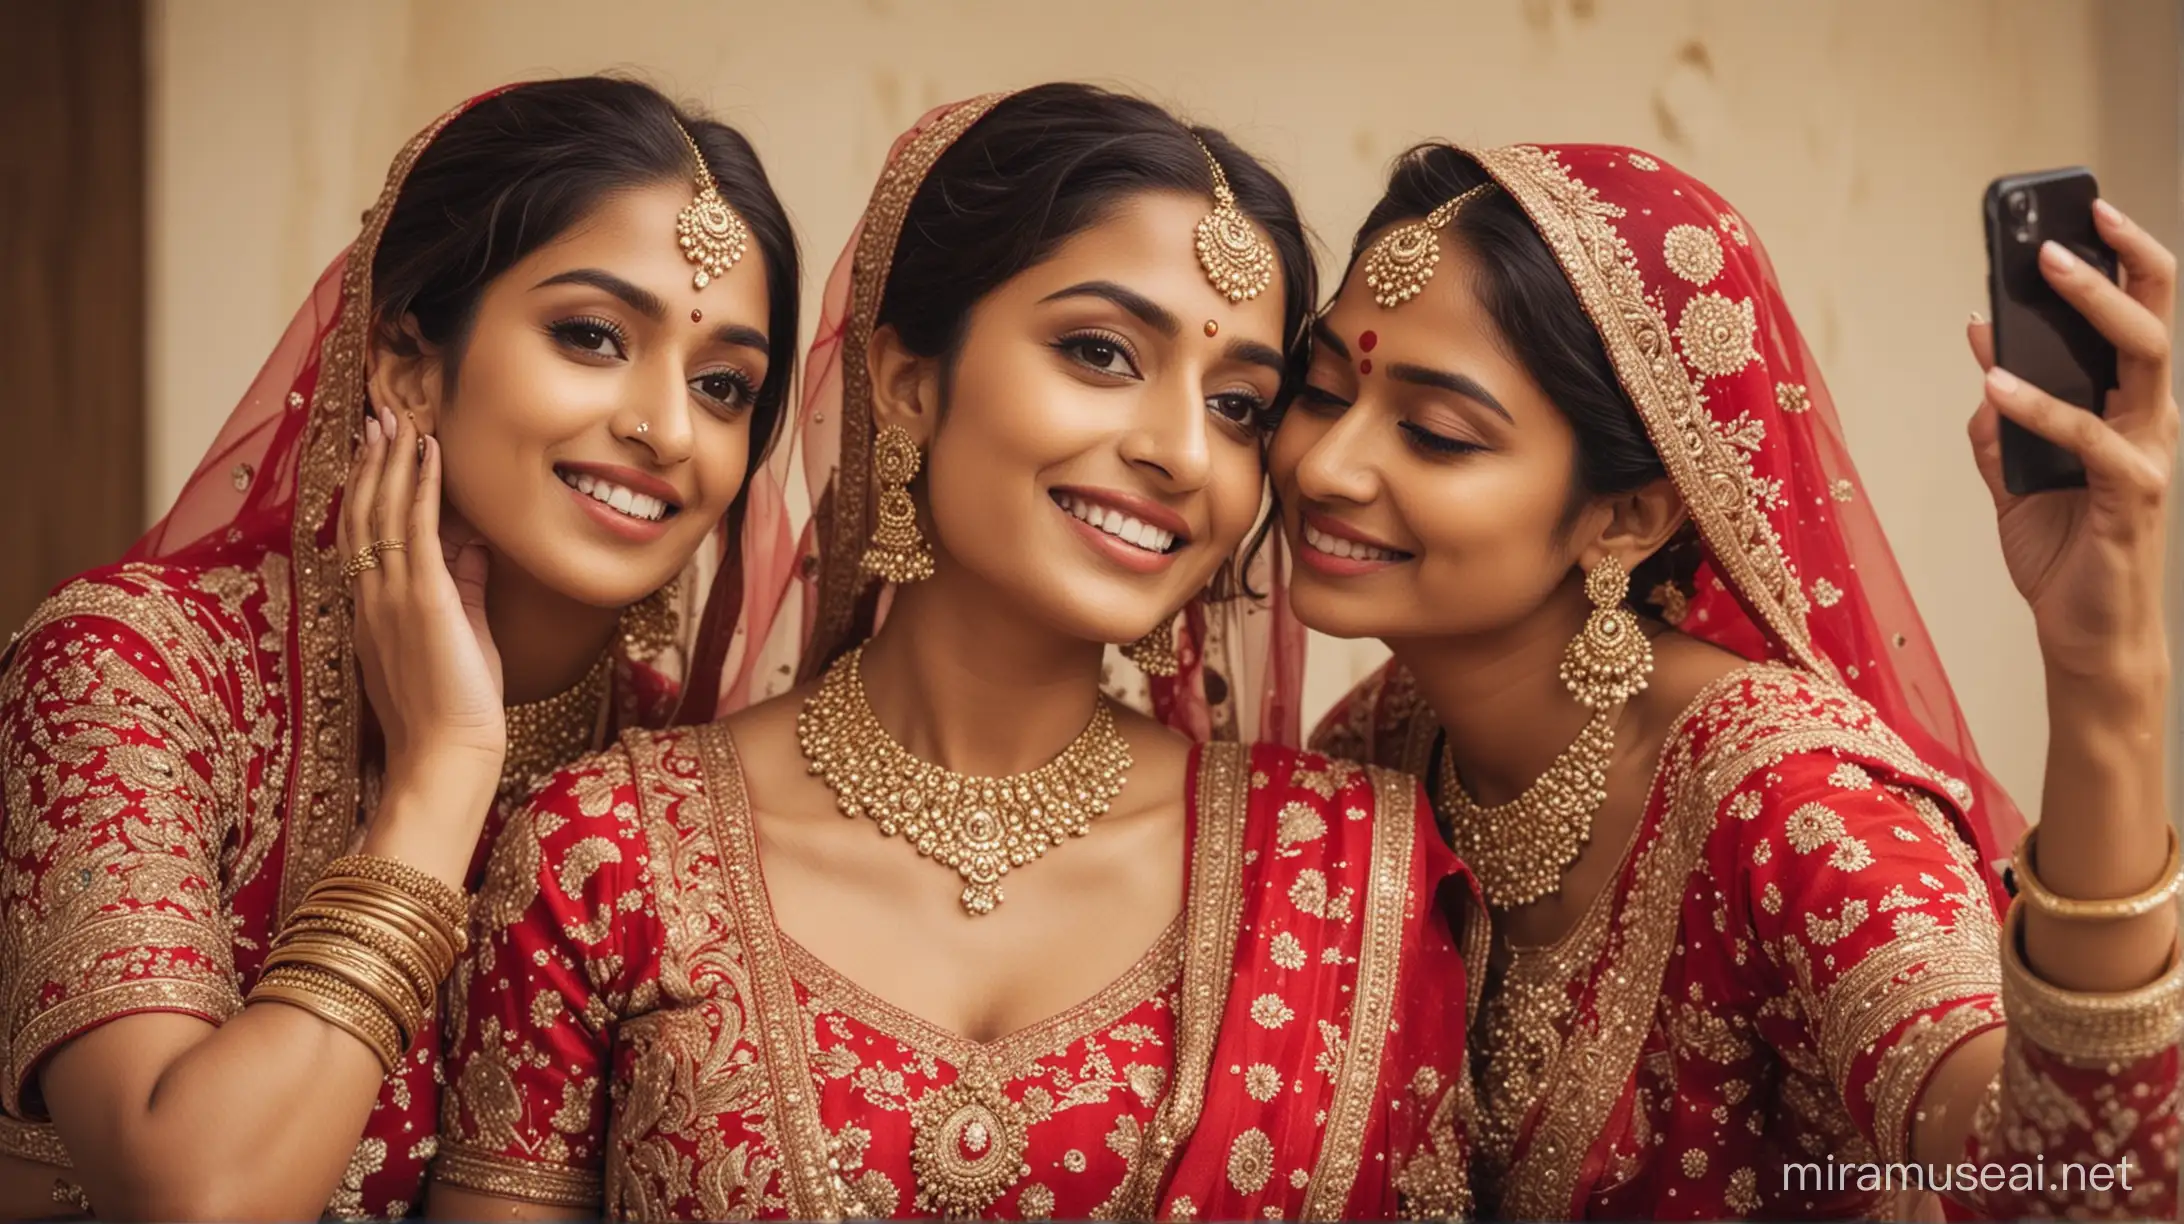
[1465,143,2026,881]
[736,94,1307,746]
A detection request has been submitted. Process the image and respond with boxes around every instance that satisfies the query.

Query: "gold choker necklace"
[797,646,1133,916]
[500,650,611,802]
[1438,708,1614,910]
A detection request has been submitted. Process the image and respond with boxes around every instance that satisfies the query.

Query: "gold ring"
[370,539,408,555]
[341,547,381,581]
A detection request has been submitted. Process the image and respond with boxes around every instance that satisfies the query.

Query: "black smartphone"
[1982,167,2119,494]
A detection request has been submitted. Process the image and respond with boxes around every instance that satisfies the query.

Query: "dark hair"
[1353,144,1701,614]
[875,83,1316,598]
[369,77,801,462]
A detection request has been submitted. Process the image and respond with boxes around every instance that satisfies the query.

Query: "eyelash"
[1056,330,1270,431]
[549,316,758,412]
[1399,421,1484,456]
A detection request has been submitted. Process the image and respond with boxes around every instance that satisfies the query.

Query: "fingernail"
[1969,310,1987,326]
[2040,240,2079,271]
[1986,367,2022,395]
[365,417,382,443]
[2094,198,2122,225]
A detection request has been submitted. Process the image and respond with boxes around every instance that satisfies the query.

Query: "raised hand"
[337,404,507,801]
[1967,199,2178,681]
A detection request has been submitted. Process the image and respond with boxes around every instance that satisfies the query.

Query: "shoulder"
[5,544,289,708]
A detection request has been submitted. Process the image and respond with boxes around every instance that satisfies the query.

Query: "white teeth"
[1303,522,1403,562]
[557,469,671,523]
[1056,494,1177,554]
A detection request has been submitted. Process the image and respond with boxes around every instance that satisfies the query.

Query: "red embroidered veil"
[1474,143,2028,877]
[731,93,1308,747]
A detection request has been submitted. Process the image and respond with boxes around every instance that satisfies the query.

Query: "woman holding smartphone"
[1290,142,2178,1218]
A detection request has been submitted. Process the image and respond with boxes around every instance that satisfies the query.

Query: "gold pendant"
[909,1073,1031,1218]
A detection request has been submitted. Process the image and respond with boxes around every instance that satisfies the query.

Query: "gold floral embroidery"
[1776,382,1810,413]
[1663,224,1725,284]
[1269,932,1306,970]
[1675,291,1759,378]
[1243,1064,1282,1101]
[1249,994,1294,1029]
[1812,578,1843,609]
[1226,1128,1274,1194]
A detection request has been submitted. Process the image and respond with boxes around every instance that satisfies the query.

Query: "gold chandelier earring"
[1439,554,1652,910]
[1559,554,1655,710]
[861,424,935,584]
[1125,615,1179,677]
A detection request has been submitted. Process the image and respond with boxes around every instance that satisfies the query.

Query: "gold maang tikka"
[670,121,749,289]
[1362,182,1496,308]
[1192,139,1275,303]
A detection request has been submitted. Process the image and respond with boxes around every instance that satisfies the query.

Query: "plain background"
[141,0,2184,820]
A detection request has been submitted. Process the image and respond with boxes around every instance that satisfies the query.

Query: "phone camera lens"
[2007,189,2032,217]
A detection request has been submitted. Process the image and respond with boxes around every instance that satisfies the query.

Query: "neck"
[1390,583,1594,805]
[854,566,1109,777]
[478,532,622,705]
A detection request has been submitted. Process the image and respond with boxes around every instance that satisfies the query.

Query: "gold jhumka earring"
[1440,555,1654,909]
[1125,615,1179,677]
[670,121,749,289]
[860,424,936,584]
[1362,181,1496,308]
[1191,138,1275,303]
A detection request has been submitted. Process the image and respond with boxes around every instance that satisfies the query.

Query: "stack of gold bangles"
[246,854,470,1073]
[341,538,408,581]
[2011,823,2184,922]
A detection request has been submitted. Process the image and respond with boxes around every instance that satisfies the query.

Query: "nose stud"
[637,422,651,435]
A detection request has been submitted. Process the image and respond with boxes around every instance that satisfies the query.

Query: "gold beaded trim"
[1362,182,1496,308]
[2000,901,2184,1063]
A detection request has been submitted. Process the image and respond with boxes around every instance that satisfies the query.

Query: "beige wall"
[148,0,2178,813]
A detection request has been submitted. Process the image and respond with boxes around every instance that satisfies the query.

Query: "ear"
[866,323,942,443]
[1579,475,1688,573]
[365,313,447,436]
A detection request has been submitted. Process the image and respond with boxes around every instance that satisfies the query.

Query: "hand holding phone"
[1966,182,2177,681]
[1982,168,2119,494]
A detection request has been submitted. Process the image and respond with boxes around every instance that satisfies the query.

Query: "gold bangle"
[264,939,429,1040]
[307,882,465,962]
[280,908,445,1007]
[292,892,457,975]
[250,969,405,1073]
[318,854,470,931]
[2012,823,2184,921]
[2000,900,2184,1064]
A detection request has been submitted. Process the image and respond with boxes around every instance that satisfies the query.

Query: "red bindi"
[690,308,703,323]
[1360,359,1373,375]
[1358,330,1378,352]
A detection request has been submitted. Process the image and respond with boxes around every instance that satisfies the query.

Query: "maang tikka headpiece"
[1362,181,1496,308]
[671,120,749,289]
[1192,138,1275,303]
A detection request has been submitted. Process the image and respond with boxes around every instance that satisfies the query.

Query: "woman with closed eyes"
[430,85,1476,1222]
[0,77,800,1219]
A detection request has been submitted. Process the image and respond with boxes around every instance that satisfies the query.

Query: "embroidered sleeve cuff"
[2001,900,2184,1065]
[430,1143,602,1208]
[6,974,242,1121]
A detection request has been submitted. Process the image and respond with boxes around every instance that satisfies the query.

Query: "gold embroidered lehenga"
[1315,144,2181,1219]
[431,94,1477,1221]
[0,89,790,1217]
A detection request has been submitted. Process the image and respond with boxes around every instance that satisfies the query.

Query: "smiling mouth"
[556,466,680,524]
[1302,521,1410,563]
[1051,491,1185,555]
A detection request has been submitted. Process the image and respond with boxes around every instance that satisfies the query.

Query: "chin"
[1285,577,1394,642]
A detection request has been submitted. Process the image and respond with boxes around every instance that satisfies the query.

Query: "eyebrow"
[1226,339,1287,375]
[1039,280,1179,337]
[534,268,768,353]
[1387,362,1514,424]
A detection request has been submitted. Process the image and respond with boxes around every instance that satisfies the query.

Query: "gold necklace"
[1437,707,1614,910]
[797,646,1133,916]
[499,650,611,802]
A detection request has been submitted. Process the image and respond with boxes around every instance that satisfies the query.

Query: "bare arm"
[30,410,508,1220]
[1909,198,2180,1185]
